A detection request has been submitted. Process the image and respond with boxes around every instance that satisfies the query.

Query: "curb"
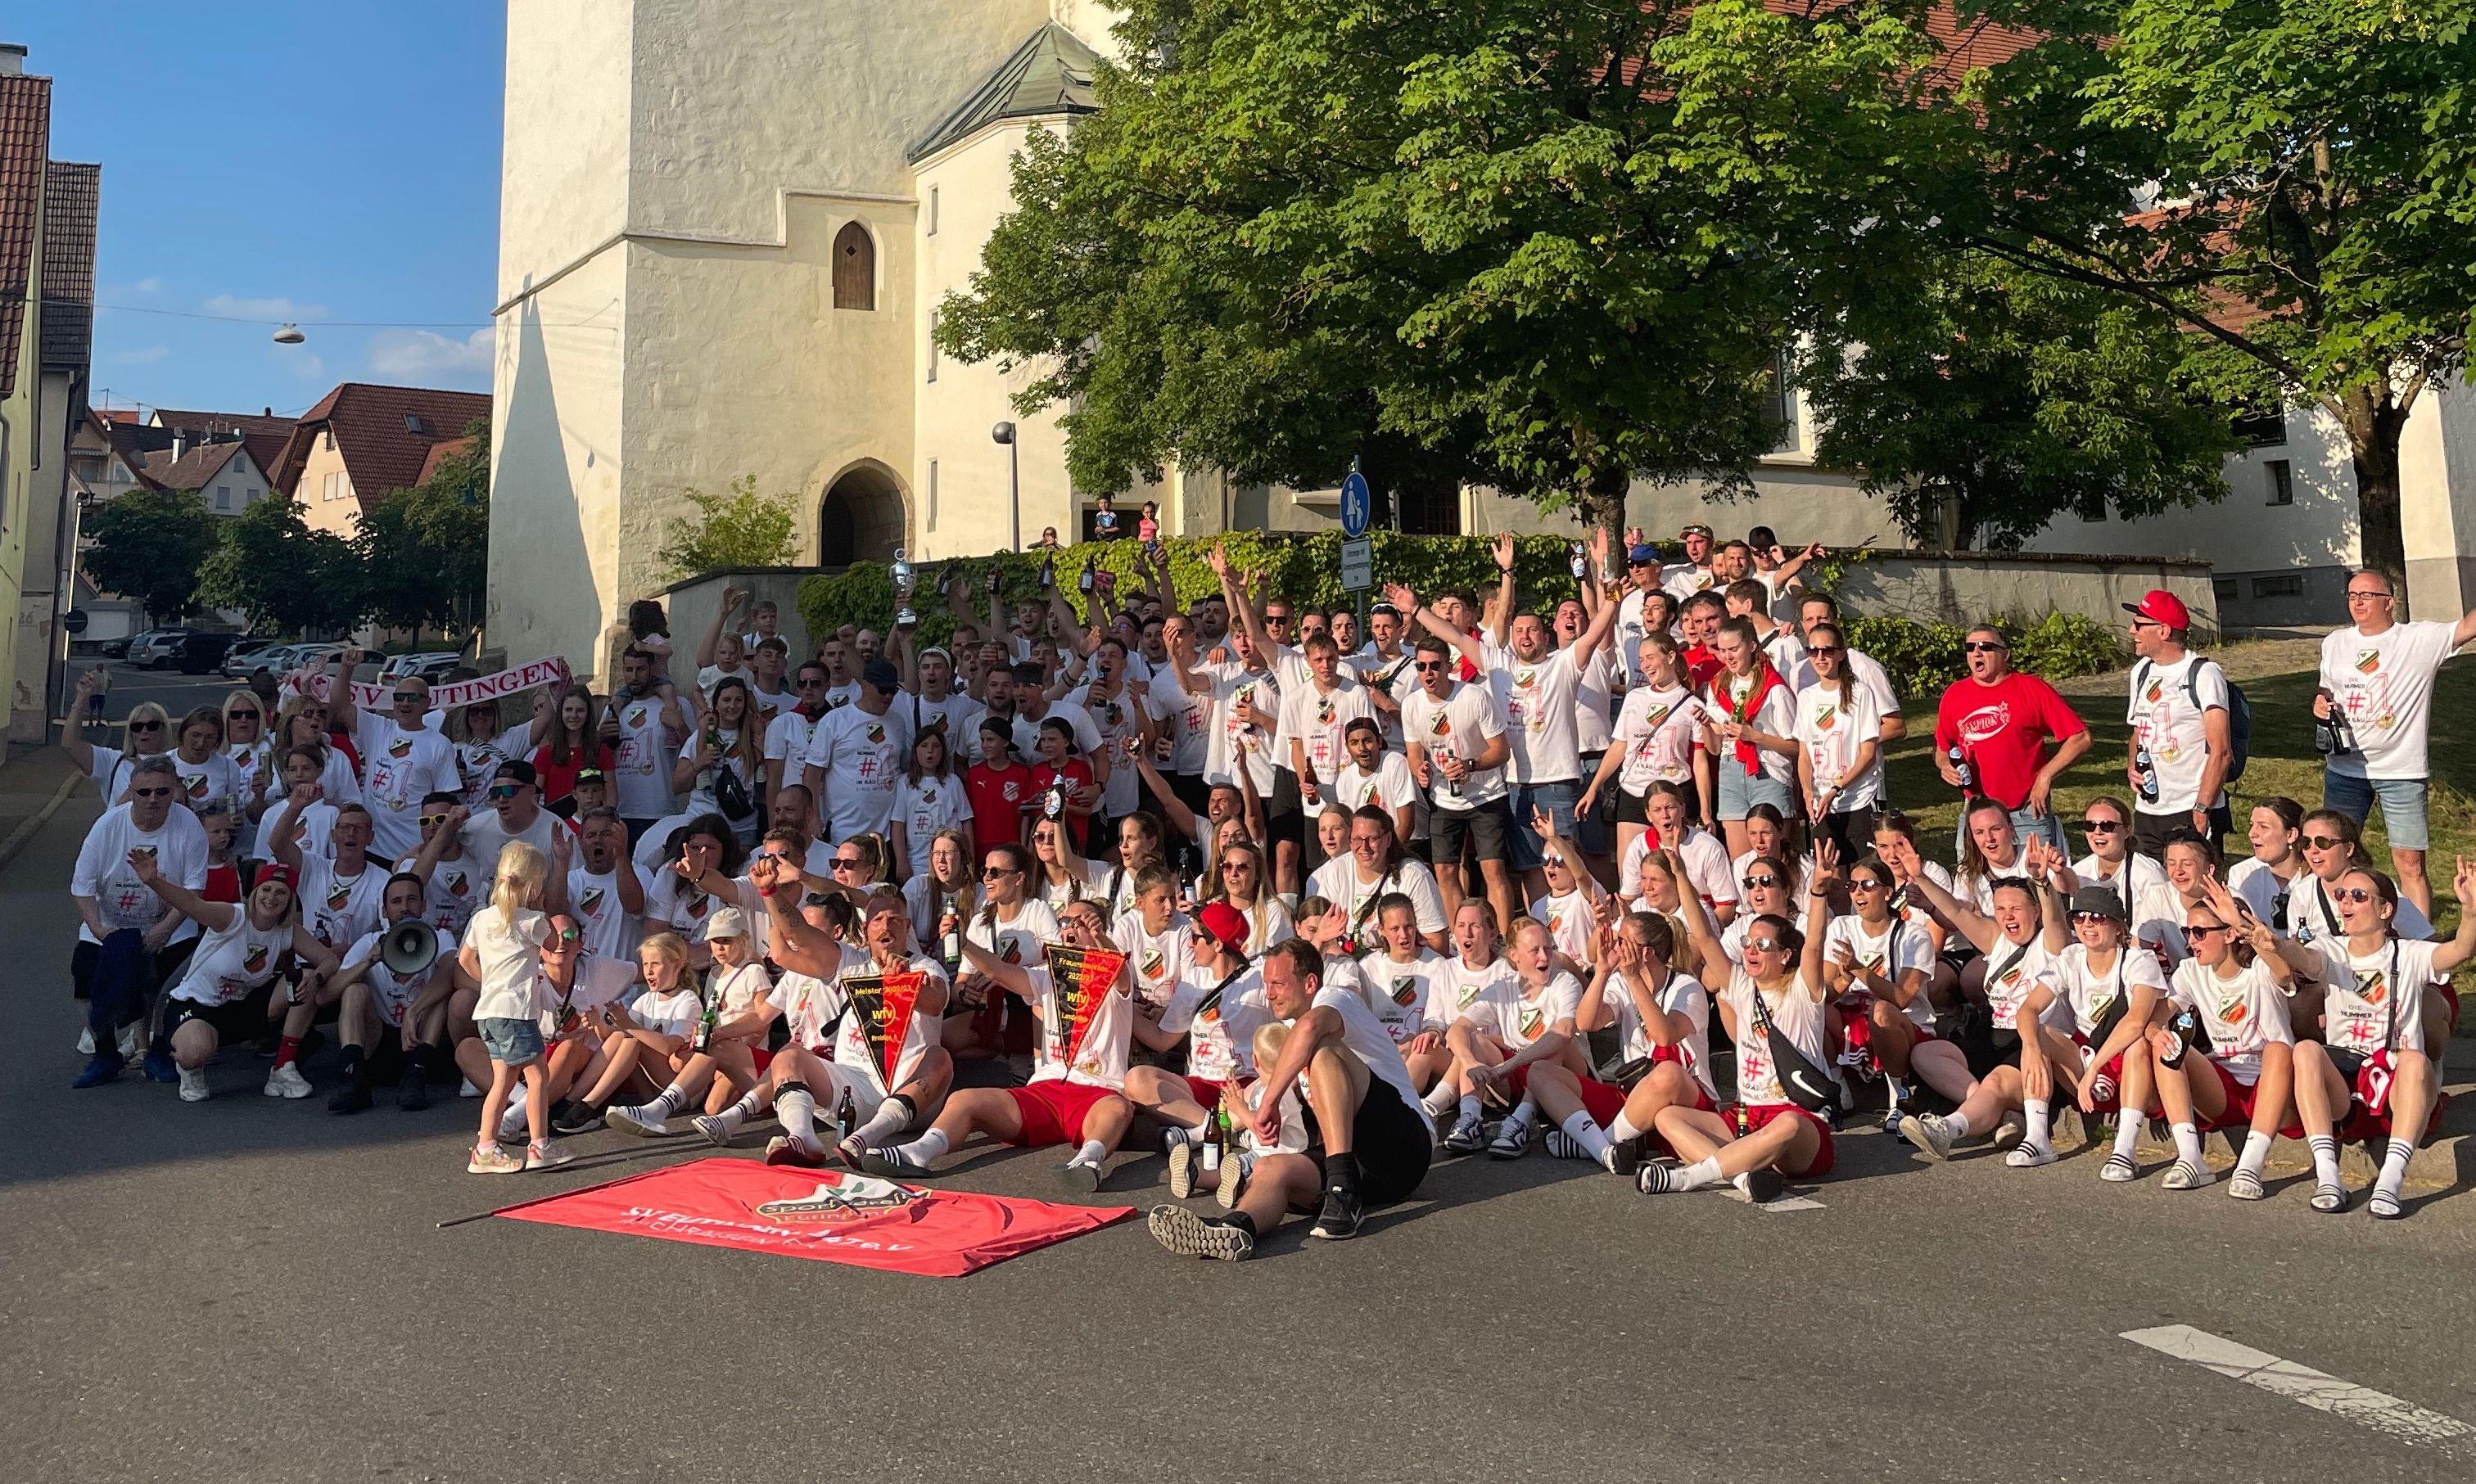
[2049,1107,2465,1191]
[0,769,80,877]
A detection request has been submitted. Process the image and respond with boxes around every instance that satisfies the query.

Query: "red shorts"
[1575,1076,1628,1126]
[1719,1102,1835,1178]
[2203,1058,2301,1137]
[1184,1076,1227,1112]
[1005,1080,1121,1148]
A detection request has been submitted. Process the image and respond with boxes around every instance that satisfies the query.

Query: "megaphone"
[381,921,440,978]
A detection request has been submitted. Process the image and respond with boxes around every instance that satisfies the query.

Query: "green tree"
[358,419,490,635]
[197,496,364,636]
[1795,253,2240,549]
[938,0,1918,533]
[81,488,219,621]
[656,474,799,579]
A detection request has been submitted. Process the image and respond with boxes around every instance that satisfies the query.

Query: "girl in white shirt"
[2226,796,2307,931]
[890,728,970,885]
[1205,839,1291,954]
[2008,880,2171,1179]
[571,932,705,1122]
[1792,625,1884,859]
[1581,633,1702,870]
[456,841,559,1173]
[2148,878,2298,1199]
[1557,910,1714,1178]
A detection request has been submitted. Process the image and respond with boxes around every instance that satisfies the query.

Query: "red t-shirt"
[531,742,617,805]
[1933,671,2087,810]
[1683,646,1724,692]
[965,760,1037,855]
[1028,758,1099,850]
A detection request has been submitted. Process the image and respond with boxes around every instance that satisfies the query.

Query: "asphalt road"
[5,778,2474,1482]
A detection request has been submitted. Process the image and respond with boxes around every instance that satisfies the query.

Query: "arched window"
[832,221,876,311]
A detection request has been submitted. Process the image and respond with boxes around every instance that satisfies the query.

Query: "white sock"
[852,1095,911,1145]
[1070,1138,1108,1167]
[2375,1137,2413,1200]
[1674,1155,1723,1192]
[1609,1111,1646,1143]
[895,1126,950,1164]
[650,1084,686,1117]
[2022,1097,2053,1149]
[2308,1133,2341,1188]
[1885,1075,1909,1105]
[497,1085,530,1136]
[1421,1082,1457,1116]
[776,1088,817,1145]
[1941,1109,1973,1139]
[2171,1121,2204,1166]
[2238,1130,2273,1178]
[1559,1111,1611,1161]
[2112,1112,2144,1158]
[1457,1094,1481,1124]
[1502,1098,1535,1132]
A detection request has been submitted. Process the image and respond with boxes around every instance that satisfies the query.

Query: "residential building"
[147,406,296,488]
[267,381,490,539]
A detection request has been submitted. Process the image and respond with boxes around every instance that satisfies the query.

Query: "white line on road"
[1724,1190,1825,1212]
[2122,1324,2476,1458]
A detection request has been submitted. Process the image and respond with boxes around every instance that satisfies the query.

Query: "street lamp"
[991,421,1019,553]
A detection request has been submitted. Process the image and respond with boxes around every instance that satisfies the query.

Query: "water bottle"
[1948,744,1974,795]
[2134,743,2159,803]
[2159,1005,2198,1068]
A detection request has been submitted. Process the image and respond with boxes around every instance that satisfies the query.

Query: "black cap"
[493,759,539,787]
[861,658,901,692]
[2068,885,2129,921]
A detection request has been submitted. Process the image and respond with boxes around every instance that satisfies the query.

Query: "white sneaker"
[524,1139,574,1171]
[468,1141,522,1174]
[1901,1113,1958,1162]
[459,1077,482,1099]
[264,1064,314,1100]
[2004,1141,2057,1169]
[177,1067,210,1103]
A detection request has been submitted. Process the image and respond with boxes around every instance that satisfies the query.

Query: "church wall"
[496,0,635,305]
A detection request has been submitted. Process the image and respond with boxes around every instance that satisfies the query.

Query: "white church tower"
[489,1,1127,674]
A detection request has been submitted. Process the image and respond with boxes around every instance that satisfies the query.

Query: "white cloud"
[286,351,328,381]
[365,327,493,382]
[206,293,327,321]
[133,276,161,294]
[113,345,169,365]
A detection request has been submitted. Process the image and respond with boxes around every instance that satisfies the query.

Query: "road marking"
[1724,1190,1825,1212]
[2122,1325,2476,1457]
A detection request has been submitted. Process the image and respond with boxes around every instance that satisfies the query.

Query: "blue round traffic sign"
[1340,468,1371,539]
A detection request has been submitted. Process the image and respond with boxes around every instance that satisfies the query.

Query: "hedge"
[796,532,2126,690]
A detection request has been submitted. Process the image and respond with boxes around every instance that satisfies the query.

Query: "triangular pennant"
[842,968,924,1087]
[1041,941,1126,1073]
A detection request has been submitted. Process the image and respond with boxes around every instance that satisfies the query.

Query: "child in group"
[458,841,569,1173]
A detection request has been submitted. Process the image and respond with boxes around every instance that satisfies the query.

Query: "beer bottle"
[2134,743,2159,803]
[939,900,964,976]
[835,1088,859,1142]
[2159,1005,2198,1069]
[692,999,719,1053]
[1947,744,1974,796]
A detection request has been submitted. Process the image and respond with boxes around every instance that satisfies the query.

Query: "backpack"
[2134,657,2249,784]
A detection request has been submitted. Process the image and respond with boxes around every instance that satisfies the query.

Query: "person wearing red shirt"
[530,685,616,815]
[1932,625,2091,854]
[964,716,1039,851]
[1026,716,1100,850]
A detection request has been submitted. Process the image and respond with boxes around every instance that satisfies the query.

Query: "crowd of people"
[58,525,2476,1257]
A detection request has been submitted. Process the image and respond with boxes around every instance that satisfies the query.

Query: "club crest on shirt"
[2217,994,2248,1026]
[627,706,648,728]
[130,846,158,866]
[2143,679,2164,704]
[919,786,936,805]
[2355,649,2379,674]
[1814,705,1839,731]
[753,1176,922,1224]
[242,945,270,975]
[1002,781,1020,803]
[1001,940,1022,964]
[1141,949,1164,979]
[183,771,209,799]
[1430,712,1453,737]
[1518,1006,1545,1039]
[388,737,413,759]
[865,723,886,745]
[579,886,606,916]
[2356,971,2388,1006]
[1392,980,1418,1007]
[1455,981,1480,1008]
[443,871,468,897]
[326,880,352,910]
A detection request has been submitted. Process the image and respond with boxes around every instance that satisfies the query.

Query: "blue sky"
[11,2,506,418]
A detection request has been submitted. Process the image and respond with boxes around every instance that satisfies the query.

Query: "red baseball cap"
[251,863,297,893]
[2121,589,2191,630]
[1195,901,1249,953]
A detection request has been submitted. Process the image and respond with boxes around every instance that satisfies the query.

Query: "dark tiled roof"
[0,74,53,399]
[908,22,1100,163]
[135,437,246,494]
[153,407,295,480]
[415,433,477,486]
[269,381,492,509]
[39,159,97,372]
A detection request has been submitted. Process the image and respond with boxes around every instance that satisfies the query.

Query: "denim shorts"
[1574,755,1615,858]
[1510,779,1582,871]
[2325,770,2429,851]
[477,1016,546,1067]
[1715,756,1794,821]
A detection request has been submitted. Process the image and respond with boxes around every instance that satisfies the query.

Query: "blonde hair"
[639,931,689,977]
[490,841,549,922]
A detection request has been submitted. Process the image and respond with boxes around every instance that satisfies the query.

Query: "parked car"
[291,643,346,674]
[174,633,242,674]
[126,629,198,669]
[381,651,465,683]
[221,640,288,678]
[97,636,132,660]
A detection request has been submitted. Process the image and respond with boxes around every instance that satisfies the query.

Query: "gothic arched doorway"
[818,463,907,567]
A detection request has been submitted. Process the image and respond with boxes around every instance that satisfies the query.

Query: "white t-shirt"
[892,774,971,880]
[1530,888,1597,966]
[1484,642,1584,784]
[2126,654,2230,814]
[1064,681,1150,817]
[608,692,680,820]
[764,708,823,783]
[1823,914,1935,1029]
[1708,671,1798,786]
[2319,620,2460,781]
[1277,678,1377,790]
[163,750,242,816]
[225,737,277,812]
[2310,936,2441,1058]
[1358,948,1448,1044]
[1111,910,1195,1011]
[676,728,761,828]
[1297,983,1435,1137]
[1977,931,2063,1027]
[2167,956,2293,1085]
[72,803,211,945]
[1025,960,1134,1091]
[1400,683,1510,810]
[567,862,650,962]
[1613,587,1659,686]
[459,808,572,892]
[340,922,454,1027]
[2282,876,2434,945]
[453,736,524,814]
[1721,968,1828,1107]
[1034,857,1118,912]
[2035,943,2169,1040]
[1161,962,1270,1085]
[1308,855,1449,940]
[1333,752,1422,835]
[1575,648,1618,756]
[351,717,461,861]
[1010,700,1104,768]
[1795,683,1886,812]
[628,986,704,1043]
[1461,969,1584,1051]
[299,856,388,954]
[2226,856,2301,932]
[1347,648,1423,751]
[706,959,775,1025]
[254,800,337,864]
[1147,665,1213,775]
[965,898,1060,979]
[166,909,292,1008]
[906,690,987,755]
[84,745,166,805]
[1611,685,1702,795]
[1787,647,1897,803]
[1432,952,1516,1031]
[1597,966,1715,1099]
[805,704,913,843]
[1202,661,1281,797]
[463,904,550,1022]
[1619,827,1736,914]
[422,850,486,938]
[1660,562,1719,603]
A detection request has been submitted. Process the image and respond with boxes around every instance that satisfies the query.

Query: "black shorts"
[1615,787,1650,826]
[1267,768,1304,833]
[167,995,264,1040]
[1961,1025,2017,1080]
[1429,800,1512,865]
[1309,1075,1433,1207]
[2135,804,2230,859]
[1814,805,1877,863]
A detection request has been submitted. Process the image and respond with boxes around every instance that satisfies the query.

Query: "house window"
[2265,458,2293,506]
[2212,577,2238,601]
[927,309,939,382]
[832,221,877,310]
[2252,573,2304,598]
[214,485,231,511]
[927,186,939,237]
[322,427,335,451]
[1761,354,1797,453]
[928,459,939,530]
[2232,404,2286,447]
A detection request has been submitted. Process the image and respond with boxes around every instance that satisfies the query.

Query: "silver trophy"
[891,548,917,628]
[1569,541,1588,580]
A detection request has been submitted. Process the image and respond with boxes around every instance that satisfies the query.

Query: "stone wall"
[1828,550,2221,638]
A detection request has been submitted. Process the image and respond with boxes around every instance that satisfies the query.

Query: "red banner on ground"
[496,1158,1132,1277]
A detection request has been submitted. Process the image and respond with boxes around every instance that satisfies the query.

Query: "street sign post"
[1340,461,1371,539]
[62,610,88,636]
[1340,537,1373,593]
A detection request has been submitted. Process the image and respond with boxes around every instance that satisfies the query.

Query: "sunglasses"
[228,710,261,720]
[487,784,522,801]
[418,813,450,827]
[391,692,425,706]
[1413,660,1448,672]
[2082,820,2121,834]
[2301,834,2345,851]
[1746,937,1787,954]
[980,864,1017,879]
[1742,874,1779,890]
[2332,886,2374,904]
[832,859,864,871]
[131,786,174,799]
[128,719,165,732]
[1963,641,2007,654]
[2070,910,2120,925]
[553,927,582,944]
[1849,877,1886,892]
[2181,924,2227,941]
[1809,646,1844,658]
[2128,616,2164,630]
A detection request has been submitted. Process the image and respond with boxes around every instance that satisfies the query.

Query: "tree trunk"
[1579,465,1632,551]
[2336,386,2412,616]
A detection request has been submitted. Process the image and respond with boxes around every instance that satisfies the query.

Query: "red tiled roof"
[96,407,145,424]
[268,381,492,510]
[0,73,53,399]
[152,407,296,482]
[415,433,477,486]
[39,159,97,372]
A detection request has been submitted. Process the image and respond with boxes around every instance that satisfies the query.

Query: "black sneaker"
[396,1063,431,1112]
[1147,1204,1254,1261]
[328,1079,373,1115]
[1739,1167,1785,1203]
[1308,1181,1363,1240]
[549,1100,604,1136]
[1606,1132,1646,1179]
